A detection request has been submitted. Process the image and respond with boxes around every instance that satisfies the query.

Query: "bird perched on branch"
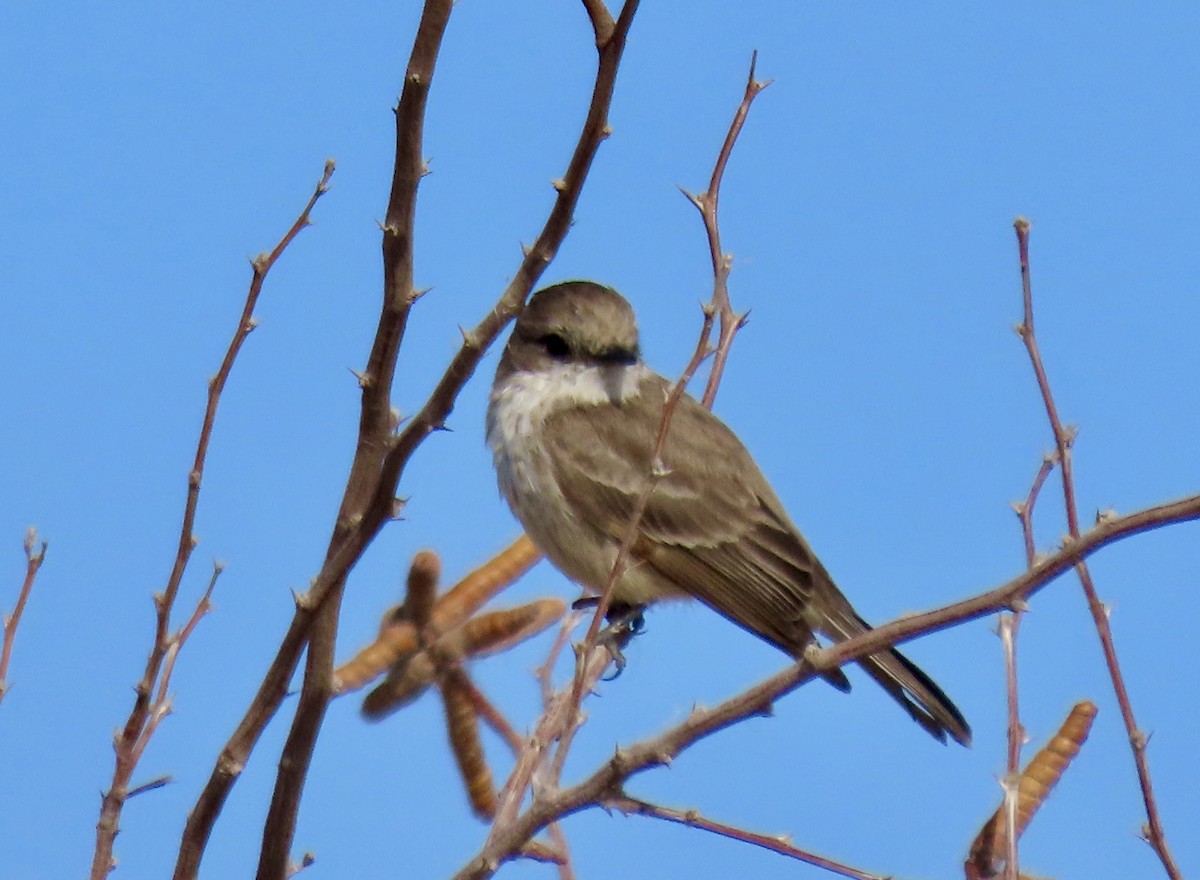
[486,280,970,746]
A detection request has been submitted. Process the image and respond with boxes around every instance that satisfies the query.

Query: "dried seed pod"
[966,701,1098,877]
[360,652,438,721]
[430,535,540,633]
[403,550,441,628]
[333,620,420,695]
[458,598,568,658]
[440,667,497,820]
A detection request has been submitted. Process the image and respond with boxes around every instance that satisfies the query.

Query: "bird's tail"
[821,608,971,746]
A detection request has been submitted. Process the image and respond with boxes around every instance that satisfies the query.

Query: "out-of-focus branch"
[0,528,47,705]
[607,794,886,880]
[88,159,332,880]
[966,701,1098,879]
[452,490,1200,880]
[1012,218,1182,880]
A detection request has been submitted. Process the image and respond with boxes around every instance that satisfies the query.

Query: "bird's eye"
[538,333,570,359]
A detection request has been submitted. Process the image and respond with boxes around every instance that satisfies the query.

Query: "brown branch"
[90,161,331,880]
[452,490,1200,880]
[608,794,887,880]
[1012,218,1182,880]
[0,527,47,705]
[689,51,770,408]
[93,562,224,879]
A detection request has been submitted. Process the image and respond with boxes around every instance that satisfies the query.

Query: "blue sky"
[3,2,1198,878]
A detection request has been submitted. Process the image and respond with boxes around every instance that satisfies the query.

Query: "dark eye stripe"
[594,346,639,366]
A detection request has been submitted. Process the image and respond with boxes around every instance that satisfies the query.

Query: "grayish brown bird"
[486,280,970,745]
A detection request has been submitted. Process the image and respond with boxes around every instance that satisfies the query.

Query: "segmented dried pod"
[441,667,497,820]
[426,535,540,638]
[360,652,438,721]
[333,623,420,695]
[403,549,441,628]
[966,701,1097,878]
[459,598,568,658]
[334,538,538,695]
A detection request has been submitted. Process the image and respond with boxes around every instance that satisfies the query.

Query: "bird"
[486,280,970,746]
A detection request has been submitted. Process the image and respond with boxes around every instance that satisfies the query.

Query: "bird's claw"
[572,598,646,679]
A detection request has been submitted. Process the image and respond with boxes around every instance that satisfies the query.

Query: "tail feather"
[822,608,971,746]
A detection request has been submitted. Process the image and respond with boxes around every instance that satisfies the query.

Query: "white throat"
[487,360,648,449]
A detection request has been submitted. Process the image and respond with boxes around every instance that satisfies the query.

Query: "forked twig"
[93,160,332,880]
[560,47,771,778]
[997,452,1054,879]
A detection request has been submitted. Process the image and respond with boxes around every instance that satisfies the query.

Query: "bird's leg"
[572,597,646,678]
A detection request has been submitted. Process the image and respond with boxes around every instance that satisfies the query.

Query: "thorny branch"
[176,2,640,877]
[680,50,771,409]
[0,527,47,705]
[607,794,885,880]
[91,160,333,880]
[452,490,1200,880]
[1013,219,1182,880]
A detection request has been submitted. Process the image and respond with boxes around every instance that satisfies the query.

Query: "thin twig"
[683,50,771,408]
[609,794,887,880]
[452,489,1200,880]
[94,561,224,878]
[0,528,47,705]
[997,452,1054,880]
[1013,218,1182,880]
[91,162,330,880]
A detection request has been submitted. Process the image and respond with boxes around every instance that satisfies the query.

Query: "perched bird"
[486,280,970,745]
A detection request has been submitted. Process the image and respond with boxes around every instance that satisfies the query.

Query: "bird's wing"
[542,376,835,658]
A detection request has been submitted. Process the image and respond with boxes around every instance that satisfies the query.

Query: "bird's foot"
[572,598,645,679]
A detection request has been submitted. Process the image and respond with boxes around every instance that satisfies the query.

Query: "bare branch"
[1013,218,1182,880]
[454,490,1200,880]
[0,527,47,705]
[694,51,770,407]
[609,794,887,880]
[91,159,331,880]
[94,561,224,879]
[997,452,1054,880]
